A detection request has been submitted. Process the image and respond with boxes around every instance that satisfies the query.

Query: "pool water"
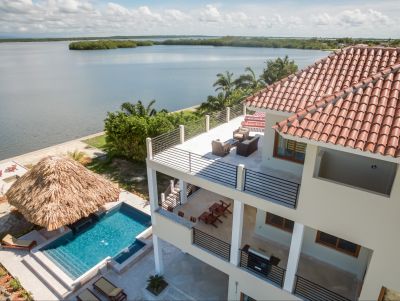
[41,203,151,279]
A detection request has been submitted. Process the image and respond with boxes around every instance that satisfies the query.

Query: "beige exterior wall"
[147,111,400,300]
[153,212,299,301]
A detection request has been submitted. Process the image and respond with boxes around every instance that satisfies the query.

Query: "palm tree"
[198,93,226,113]
[213,71,234,98]
[120,100,158,117]
[234,67,261,90]
[260,55,298,85]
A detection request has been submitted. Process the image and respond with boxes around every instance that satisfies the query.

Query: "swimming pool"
[41,203,151,280]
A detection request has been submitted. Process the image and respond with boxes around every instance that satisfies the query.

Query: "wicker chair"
[236,136,260,157]
[212,140,231,157]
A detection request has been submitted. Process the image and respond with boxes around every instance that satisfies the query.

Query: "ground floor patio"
[173,188,363,300]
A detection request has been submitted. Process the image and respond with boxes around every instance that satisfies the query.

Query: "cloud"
[312,9,392,27]
[0,2,398,38]
[199,5,221,23]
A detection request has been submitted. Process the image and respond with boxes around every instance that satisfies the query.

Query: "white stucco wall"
[262,113,304,178]
[254,209,372,279]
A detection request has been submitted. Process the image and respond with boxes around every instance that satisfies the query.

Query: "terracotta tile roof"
[274,64,400,158]
[246,46,400,114]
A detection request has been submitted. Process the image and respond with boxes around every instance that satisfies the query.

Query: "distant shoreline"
[2,36,399,51]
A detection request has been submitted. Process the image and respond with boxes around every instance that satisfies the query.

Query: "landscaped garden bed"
[0,264,33,301]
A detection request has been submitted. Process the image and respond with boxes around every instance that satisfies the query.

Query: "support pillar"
[152,234,164,275]
[230,164,246,265]
[179,180,188,204]
[283,222,305,293]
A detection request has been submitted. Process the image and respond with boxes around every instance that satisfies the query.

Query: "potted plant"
[146,274,168,296]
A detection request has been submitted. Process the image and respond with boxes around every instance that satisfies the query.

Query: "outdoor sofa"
[236,136,260,157]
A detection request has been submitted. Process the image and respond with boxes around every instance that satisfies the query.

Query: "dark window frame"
[273,132,306,164]
[265,212,294,233]
[315,231,361,257]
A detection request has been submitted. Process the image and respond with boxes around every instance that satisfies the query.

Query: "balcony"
[162,187,365,300]
[149,106,301,208]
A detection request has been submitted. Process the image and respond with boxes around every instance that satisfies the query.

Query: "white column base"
[153,234,164,275]
[283,222,304,293]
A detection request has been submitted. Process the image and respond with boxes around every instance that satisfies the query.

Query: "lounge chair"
[77,288,101,301]
[1,234,36,250]
[211,140,231,157]
[198,212,222,228]
[93,277,127,301]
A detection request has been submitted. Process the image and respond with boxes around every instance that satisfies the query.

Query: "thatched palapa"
[5,156,119,231]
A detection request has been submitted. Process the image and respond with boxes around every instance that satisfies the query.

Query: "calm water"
[42,204,150,279]
[0,42,327,160]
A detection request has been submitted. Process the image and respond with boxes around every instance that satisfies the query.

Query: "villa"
[146,45,400,301]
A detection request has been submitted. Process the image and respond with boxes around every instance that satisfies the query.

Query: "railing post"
[179,125,185,144]
[226,107,231,122]
[205,115,210,132]
[170,180,175,193]
[146,137,153,160]
[160,193,166,207]
[243,103,247,116]
[236,164,246,191]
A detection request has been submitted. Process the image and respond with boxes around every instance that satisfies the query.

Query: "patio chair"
[1,234,36,250]
[219,200,232,214]
[93,277,127,301]
[233,127,250,142]
[77,288,101,301]
[198,212,222,228]
[211,140,231,157]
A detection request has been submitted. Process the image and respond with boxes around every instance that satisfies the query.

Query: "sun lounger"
[77,288,101,301]
[1,234,36,250]
[93,277,127,301]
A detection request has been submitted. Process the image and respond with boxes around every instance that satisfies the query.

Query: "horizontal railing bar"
[244,184,298,201]
[244,176,299,191]
[246,169,300,186]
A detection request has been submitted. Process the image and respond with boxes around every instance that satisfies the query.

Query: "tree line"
[104,56,298,161]
[69,40,153,50]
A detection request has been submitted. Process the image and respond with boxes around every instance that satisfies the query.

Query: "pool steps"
[23,255,70,299]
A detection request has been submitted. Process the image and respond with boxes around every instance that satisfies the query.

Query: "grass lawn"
[83,134,107,150]
[86,156,171,200]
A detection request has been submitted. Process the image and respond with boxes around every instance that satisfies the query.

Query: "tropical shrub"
[9,278,22,292]
[146,274,168,296]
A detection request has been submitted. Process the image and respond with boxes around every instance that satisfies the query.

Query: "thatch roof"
[5,156,119,231]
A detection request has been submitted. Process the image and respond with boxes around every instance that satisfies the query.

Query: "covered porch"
[170,188,364,301]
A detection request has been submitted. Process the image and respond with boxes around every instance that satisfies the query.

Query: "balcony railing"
[192,227,231,261]
[149,104,300,209]
[239,249,286,287]
[244,169,300,208]
[294,275,351,301]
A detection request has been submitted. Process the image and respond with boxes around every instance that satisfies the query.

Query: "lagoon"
[0,42,327,160]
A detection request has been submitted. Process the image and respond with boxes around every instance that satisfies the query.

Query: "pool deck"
[0,191,151,300]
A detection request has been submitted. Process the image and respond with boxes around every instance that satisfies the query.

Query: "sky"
[0,0,399,38]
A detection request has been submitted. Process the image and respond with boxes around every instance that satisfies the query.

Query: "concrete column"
[230,199,244,265]
[283,222,305,293]
[179,124,185,144]
[230,164,246,265]
[152,234,164,275]
[146,167,158,220]
[226,107,231,122]
[227,277,240,301]
[146,137,153,160]
[205,115,210,132]
[179,180,188,204]
[170,179,175,193]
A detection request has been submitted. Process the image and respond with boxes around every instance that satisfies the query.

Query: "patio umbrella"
[5,155,120,231]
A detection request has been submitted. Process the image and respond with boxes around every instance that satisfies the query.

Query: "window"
[316,231,361,257]
[265,212,294,233]
[273,133,306,163]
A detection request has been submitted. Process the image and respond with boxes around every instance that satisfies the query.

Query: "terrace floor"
[174,188,361,300]
[156,116,301,184]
